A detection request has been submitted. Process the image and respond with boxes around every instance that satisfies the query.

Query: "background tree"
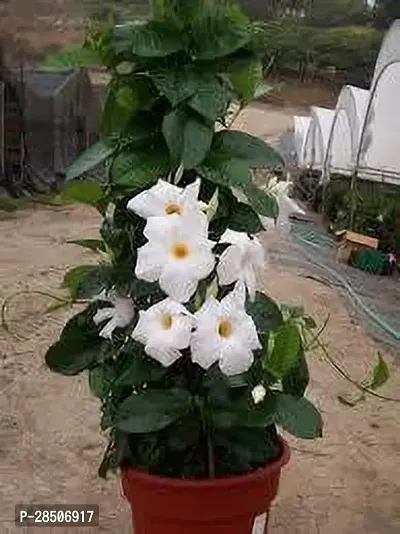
[374,0,400,29]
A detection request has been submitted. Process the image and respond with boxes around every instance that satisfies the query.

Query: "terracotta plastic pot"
[121,437,290,534]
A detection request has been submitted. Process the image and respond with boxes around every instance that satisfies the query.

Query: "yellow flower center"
[171,242,190,260]
[161,313,173,330]
[218,319,232,339]
[165,203,182,216]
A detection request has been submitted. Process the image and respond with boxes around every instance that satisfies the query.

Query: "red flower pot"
[121,438,290,534]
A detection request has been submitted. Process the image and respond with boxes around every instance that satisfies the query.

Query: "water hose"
[291,229,400,343]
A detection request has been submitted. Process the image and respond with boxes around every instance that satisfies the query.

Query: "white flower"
[93,293,134,339]
[127,179,205,222]
[191,283,261,376]
[251,384,267,404]
[131,298,194,367]
[217,229,265,301]
[135,216,215,303]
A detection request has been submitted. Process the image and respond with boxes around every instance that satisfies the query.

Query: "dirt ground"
[0,104,399,534]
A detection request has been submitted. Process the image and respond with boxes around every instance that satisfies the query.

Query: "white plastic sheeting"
[303,107,335,170]
[325,85,369,176]
[371,20,400,87]
[293,20,400,186]
[358,62,400,184]
[294,116,311,166]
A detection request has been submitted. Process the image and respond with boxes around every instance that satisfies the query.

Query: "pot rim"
[122,436,290,490]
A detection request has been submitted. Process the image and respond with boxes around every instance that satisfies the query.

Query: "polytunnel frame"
[322,86,368,184]
[322,106,352,184]
[348,59,400,227]
[302,107,334,171]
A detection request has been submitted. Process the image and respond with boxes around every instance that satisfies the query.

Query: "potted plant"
[44,2,331,532]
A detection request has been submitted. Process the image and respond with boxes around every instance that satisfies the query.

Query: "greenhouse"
[293,115,311,167]
[302,106,335,171]
[324,85,370,178]
[294,20,400,187]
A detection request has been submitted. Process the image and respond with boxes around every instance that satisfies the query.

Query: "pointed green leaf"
[60,180,103,206]
[282,345,310,397]
[116,388,191,433]
[129,20,184,57]
[62,265,111,299]
[188,77,229,121]
[265,321,301,379]
[150,68,200,107]
[368,354,390,391]
[211,394,274,429]
[89,363,116,398]
[45,306,104,375]
[274,394,323,439]
[162,109,185,166]
[197,153,251,188]
[182,119,213,169]
[66,141,115,181]
[191,7,251,60]
[227,202,264,233]
[231,61,263,102]
[40,46,102,71]
[111,149,169,190]
[246,292,283,334]
[242,183,279,219]
[205,188,219,222]
[213,130,283,167]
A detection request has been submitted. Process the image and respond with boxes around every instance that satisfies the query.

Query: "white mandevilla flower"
[93,293,134,339]
[127,178,206,222]
[191,282,261,376]
[217,229,265,301]
[251,384,267,405]
[131,298,194,367]
[135,215,215,303]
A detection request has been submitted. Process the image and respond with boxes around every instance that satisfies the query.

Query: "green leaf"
[231,61,263,102]
[242,183,279,219]
[162,108,185,166]
[227,202,264,233]
[188,77,229,121]
[62,265,111,299]
[45,306,104,375]
[282,345,310,397]
[115,345,166,387]
[246,292,283,334]
[111,149,169,190]
[205,188,219,222]
[66,239,105,252]
[116,388,191,433]
[265,321,301,379]
[150,67,200,107]
[89,363,116,398]
[191,7,251,60]
[100,76,156,137]
[129,20,183,57]
[197,154,251,188]
[368,354,390,391]
[60,180,103,206]
[213,130,283,167]
[66,141,115,181]
[274,394,323,439]
[100,82,145,137]
[212,395,275,429]
[254,83,274,100]
[40,46,102,70]
[182,118,213,169]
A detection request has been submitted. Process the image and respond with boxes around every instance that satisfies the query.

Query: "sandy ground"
[0,105,399,534]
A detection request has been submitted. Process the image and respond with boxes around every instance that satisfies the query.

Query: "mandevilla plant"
[45,0,324,480]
